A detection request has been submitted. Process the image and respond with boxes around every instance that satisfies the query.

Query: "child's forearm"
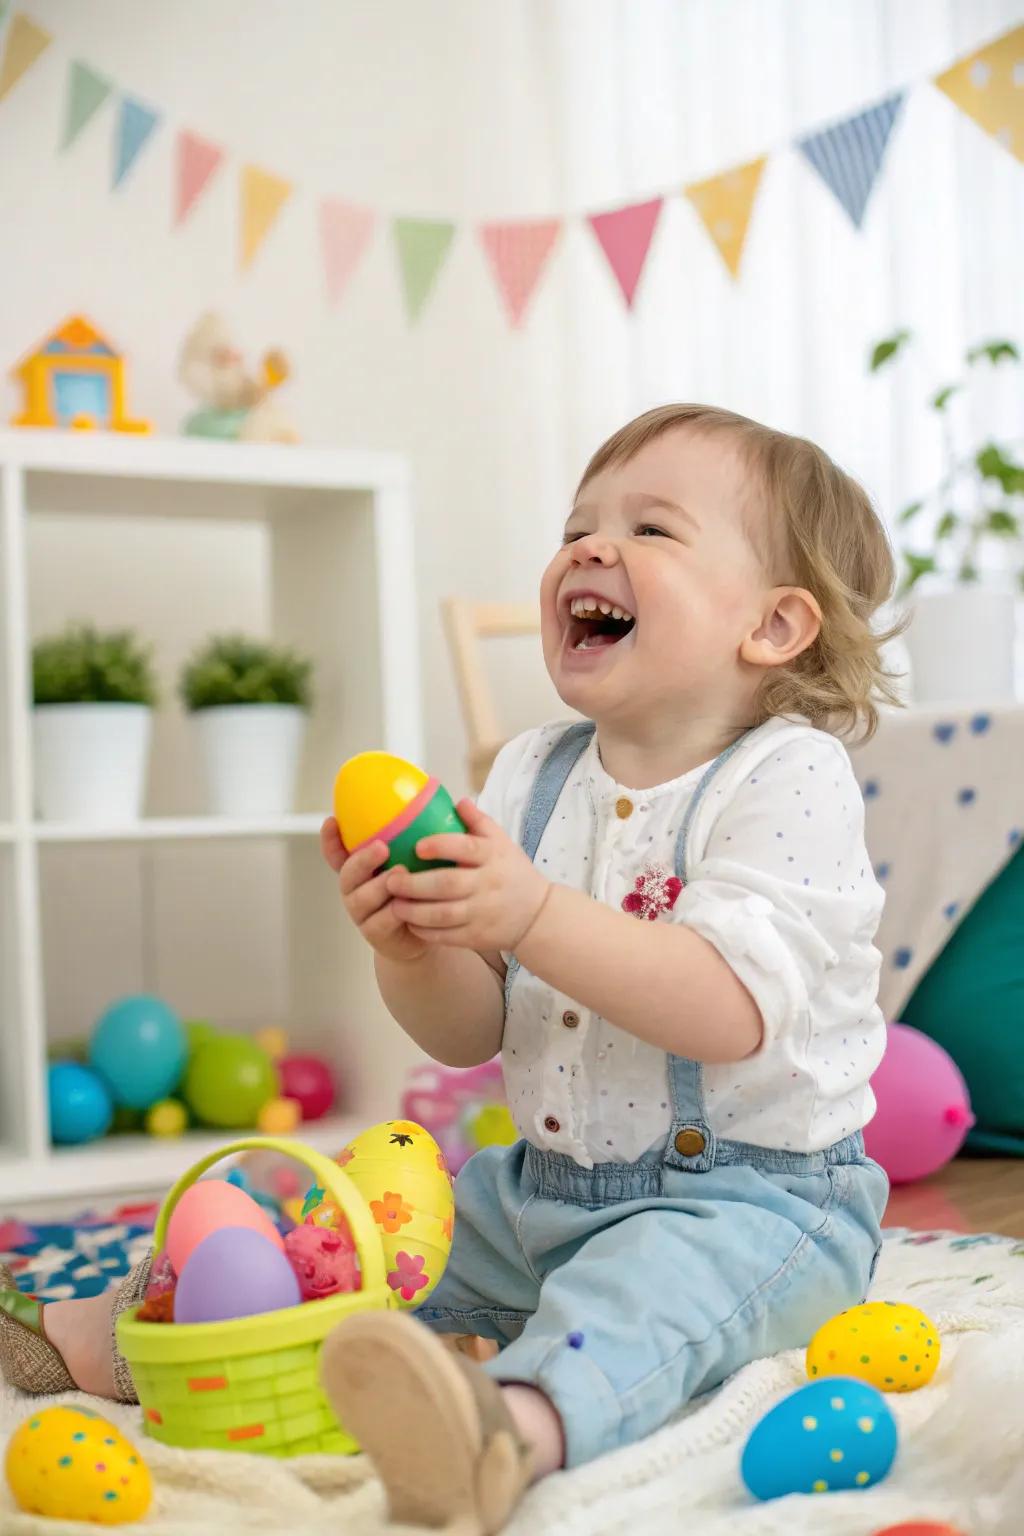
[374,948,505,1067]
[515,885,762,1063]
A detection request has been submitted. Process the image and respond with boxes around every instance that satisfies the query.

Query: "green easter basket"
[116,1136,393,1458]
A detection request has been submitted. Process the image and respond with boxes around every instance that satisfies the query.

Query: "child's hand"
[385,801,550,953]
[319,817,429,964]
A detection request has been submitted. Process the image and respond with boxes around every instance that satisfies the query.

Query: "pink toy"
[143,1250,177,1302]
[279,1055,336,1122]
[166,1177,285,1274]
[401,1058,506,1175]
[284,1223,360,1299]
[864,1022,974,1184]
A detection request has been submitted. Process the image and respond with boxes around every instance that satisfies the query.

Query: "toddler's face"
[540,428,771,728]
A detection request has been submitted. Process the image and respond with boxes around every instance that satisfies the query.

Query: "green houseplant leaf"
[930,384,961,411]
[179,634,314,712]
[33,624,158,706]
[936,510,958,540]
[976,444,1024,494]
[966,339,1020,366]
[898,500,924,524]
[900,552,937,593]
[869,330,911,372]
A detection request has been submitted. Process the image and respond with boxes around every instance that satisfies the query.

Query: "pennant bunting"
[0,13,51,105]
[798,92,904,228]
[113,95,160,189]
[478,218,561,328]
[319,199,376,304]
[175,129,224,225]
[239,163,292,269]
[933,24,1024,163]
[685,157,767,278]
[393,218,456,321]
[587,197,663,308]
[61,60,113,151]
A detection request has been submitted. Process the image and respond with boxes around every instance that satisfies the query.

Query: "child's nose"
[570,532,618,565]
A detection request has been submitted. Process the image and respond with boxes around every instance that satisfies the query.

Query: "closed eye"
[562,531,586,546]
[634,523,670,538]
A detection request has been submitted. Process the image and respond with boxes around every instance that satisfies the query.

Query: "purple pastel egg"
[173,1225,301,1324]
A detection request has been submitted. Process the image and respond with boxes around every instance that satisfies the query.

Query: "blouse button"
[674,1127,707,1158]
[544,1115,561,1133]
[615,796,634,819]
[561,1010,579,1029]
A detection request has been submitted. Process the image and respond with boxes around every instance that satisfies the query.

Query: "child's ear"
[740,587,821,670]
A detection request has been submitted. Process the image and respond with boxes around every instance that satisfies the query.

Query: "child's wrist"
[510,881,559,963]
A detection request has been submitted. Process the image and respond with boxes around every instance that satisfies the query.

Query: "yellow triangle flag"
[934,24,1024,163]
[684,157,766,279]
[0,13,52,105]
[239,163,292,270]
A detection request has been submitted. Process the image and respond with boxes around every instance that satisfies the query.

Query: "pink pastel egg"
[166,1177,284,1274]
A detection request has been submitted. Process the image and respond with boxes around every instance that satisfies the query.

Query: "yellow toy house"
[11,316,150,432]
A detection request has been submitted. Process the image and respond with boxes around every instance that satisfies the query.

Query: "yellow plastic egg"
[333,752,430,851]
[5,1406,152,1524]
[806,1301,940,1392]
[334,1118,454,1308]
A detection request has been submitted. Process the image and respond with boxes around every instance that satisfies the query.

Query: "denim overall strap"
[505,721,596,1007]
[662,730,753,1175]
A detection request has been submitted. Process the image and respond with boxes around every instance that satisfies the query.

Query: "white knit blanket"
[2,1229,1023,1535]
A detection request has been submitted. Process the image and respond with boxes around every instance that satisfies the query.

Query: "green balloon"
[185,1019,218,1055]
[183,1036,278,1129]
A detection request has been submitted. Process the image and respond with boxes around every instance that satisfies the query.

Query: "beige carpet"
[2,1229,1023,1535]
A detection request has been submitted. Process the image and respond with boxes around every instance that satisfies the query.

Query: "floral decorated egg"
[302,1119,454,1308]
[4,1406,152,1524]
[807,1302,940,1393]
[741,1377,897,1500]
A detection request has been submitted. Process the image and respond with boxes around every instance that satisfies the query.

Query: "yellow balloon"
[5,1406,152,1524]
[807,1301,940,1393]
[333,753,431,851]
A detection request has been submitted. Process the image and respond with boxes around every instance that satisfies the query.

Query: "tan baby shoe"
[321,1310,534,1534]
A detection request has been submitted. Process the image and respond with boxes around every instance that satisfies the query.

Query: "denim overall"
[418,724,889,1467]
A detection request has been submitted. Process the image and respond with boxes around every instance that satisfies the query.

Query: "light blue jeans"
[418,1135,888,1467]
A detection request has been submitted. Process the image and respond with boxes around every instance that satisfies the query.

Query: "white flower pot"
[905,587,1017,705]
[193,705,307,818]
[33,703,153,824]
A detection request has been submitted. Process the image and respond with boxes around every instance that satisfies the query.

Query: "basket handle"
[152,1136,388,1296]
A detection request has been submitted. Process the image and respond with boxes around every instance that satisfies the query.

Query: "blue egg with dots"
[740,1377,897,1501]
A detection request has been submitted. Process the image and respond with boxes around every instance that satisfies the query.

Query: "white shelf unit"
[0,430,424,1207]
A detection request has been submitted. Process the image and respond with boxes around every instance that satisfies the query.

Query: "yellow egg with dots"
[333,752,466,871]
[5,1406,152,1524]
[806,1301,940,1393]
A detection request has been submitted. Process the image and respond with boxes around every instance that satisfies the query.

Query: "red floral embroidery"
[622,865,683,921]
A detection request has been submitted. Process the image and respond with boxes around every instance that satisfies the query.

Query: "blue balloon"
[90,995,187,1109]
[49,1062,113,1144]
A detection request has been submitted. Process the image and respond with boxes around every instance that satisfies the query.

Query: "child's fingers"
[361,901,407,947]
[344,867,393,924]
[386,866,475,900]
[416,833,489,867]
[320,816,347,873]
[338,842,388,896]
[391,897,468,930]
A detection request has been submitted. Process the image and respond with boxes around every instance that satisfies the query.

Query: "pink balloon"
[864,1023,974,1184]
[279,1056,336,1121]
[166,1177,284,1274]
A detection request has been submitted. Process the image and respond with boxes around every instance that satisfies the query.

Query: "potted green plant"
[179,635,313,817]
[870,332,1023,704]
[32,624,158,823]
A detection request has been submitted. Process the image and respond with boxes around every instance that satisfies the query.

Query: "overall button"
[674,1127,707,1158]
[544,1115,561,1133]
[615,796,634,819]
[561,1010,579,1029]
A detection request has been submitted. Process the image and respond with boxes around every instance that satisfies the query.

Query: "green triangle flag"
[392,218,455,321]
[61,60,113,150]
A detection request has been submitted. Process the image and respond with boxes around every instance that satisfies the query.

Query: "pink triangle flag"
[587,197,663,308]
[319,199,377,305]
[175,129,224,226]
[478,218,561,328]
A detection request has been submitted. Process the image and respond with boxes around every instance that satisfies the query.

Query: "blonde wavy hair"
[576,404,903,741]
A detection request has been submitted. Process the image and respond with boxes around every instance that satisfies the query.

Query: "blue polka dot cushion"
[902,845,1024,1153]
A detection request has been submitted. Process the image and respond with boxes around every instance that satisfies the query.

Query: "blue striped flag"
[798,92,905,228]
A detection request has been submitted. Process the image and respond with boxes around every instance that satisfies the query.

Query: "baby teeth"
[569,596,635,621]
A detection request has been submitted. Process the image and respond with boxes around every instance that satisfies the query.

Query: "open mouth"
[566,596,637,651]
